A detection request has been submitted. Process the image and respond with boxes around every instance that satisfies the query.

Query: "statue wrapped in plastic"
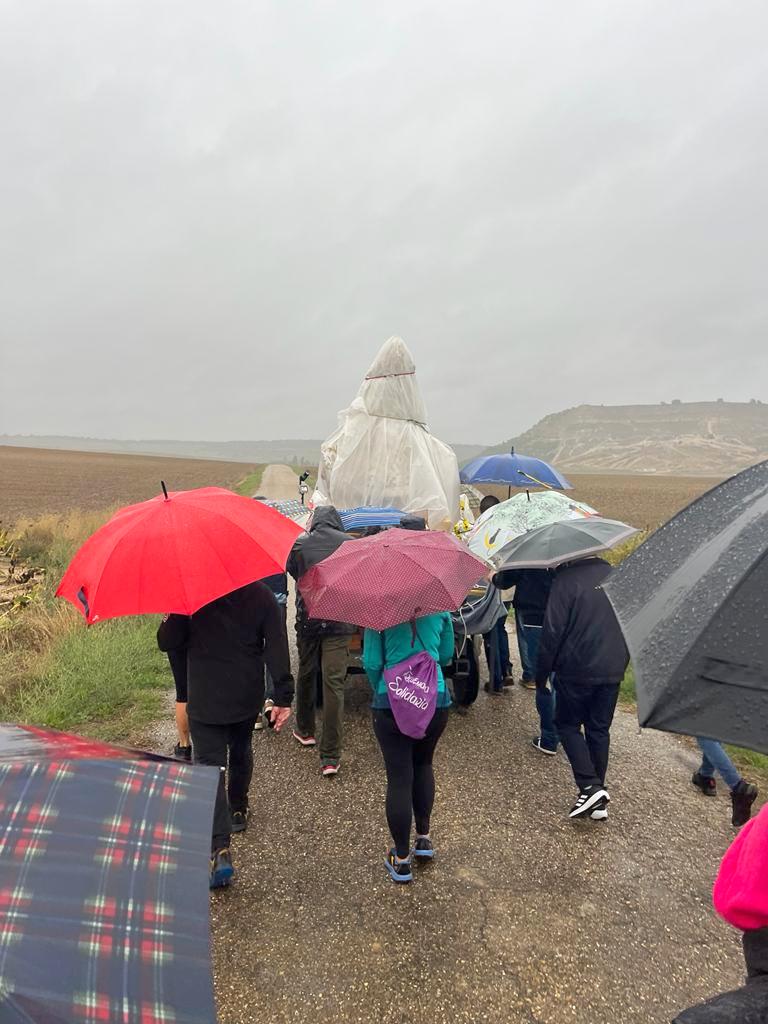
[313,337,461,530]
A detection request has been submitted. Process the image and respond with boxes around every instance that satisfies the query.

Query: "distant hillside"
[483,401,768,475]
[0,435,485,466]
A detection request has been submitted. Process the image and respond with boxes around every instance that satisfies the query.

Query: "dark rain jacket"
[286,506,356,638]
[534,558,629,687]
[157,581,294,724]
[493,568,553,625]
[673,928,768,1023]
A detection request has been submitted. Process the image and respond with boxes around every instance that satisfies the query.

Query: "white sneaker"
[590,797,609,821]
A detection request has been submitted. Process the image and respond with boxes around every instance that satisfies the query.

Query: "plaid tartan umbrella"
[0,724,218,1024]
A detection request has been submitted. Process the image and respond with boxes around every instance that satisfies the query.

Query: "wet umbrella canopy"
[606,460,768,753]
[493,517,638,571]
[299,527,488,630]
[460,450,572,491]
[466,490,599,565]
[0,724,218,1023]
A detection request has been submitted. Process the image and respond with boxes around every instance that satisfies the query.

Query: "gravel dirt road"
[209,682,747,1024]
[257,464,304,502]
[153,467,749,1024]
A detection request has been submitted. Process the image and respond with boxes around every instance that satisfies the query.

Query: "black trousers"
[190,717,256,853]
[554,680,620,790]
[372,708,449,858]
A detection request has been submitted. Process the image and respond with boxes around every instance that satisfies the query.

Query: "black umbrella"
[605,460,768,752]
[0,724,219,1023]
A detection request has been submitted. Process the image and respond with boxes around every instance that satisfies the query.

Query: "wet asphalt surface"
[152,469,751,1024]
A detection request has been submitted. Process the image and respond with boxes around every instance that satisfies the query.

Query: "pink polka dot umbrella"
[298,527,489,630]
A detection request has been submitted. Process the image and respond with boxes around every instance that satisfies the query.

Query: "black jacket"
[493,568,553,621]
[286,506,355,638]
[535,558,629,687]
[157,581,294,724]
[674,928,768,1023]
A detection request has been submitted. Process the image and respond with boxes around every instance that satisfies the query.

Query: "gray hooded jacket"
[286,506,356,637]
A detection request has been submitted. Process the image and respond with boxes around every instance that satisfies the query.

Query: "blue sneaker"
[384,849,413,883]
[413,836,435,859]
[210,848,234,889]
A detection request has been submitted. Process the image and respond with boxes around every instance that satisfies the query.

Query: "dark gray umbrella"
[605,459,768,752]
[493,516,638,570]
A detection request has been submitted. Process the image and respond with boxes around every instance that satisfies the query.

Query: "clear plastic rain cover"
[313,337,460,529]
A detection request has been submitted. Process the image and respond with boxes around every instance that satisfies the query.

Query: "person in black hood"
[286,506,356,776]
[535,557,629,822]
[157,580,293,889]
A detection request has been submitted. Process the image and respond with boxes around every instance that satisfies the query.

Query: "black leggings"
[372,708,449,858]
[190,717,256,853]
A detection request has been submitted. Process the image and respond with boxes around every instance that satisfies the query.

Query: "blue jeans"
[697,738,741,790]
[515,610,537,682]
[483,614,510,690]
[518,615,558,751]
[536,680,558,752]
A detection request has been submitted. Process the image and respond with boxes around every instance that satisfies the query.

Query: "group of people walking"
[157,501,758,891]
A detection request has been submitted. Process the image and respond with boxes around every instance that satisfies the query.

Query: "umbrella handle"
[517,470,554,490]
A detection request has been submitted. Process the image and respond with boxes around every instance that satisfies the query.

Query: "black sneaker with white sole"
[569,786,610,819]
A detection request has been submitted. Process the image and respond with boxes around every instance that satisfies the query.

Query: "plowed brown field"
[481,471,721,531]
[0,446,255,525]
[0,446,721,532]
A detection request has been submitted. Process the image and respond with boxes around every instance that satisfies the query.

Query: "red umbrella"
[57,486,303,624]
[298,527,488,630]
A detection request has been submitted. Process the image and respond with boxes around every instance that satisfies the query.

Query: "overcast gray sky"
[2,0,767,445]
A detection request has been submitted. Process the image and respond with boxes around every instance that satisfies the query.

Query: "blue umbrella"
[338,506,404,531]
[460,448,572,492]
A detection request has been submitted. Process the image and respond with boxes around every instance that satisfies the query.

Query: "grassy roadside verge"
[0,511,172,746]
[0,472,266,745]
[235,465,264,497]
